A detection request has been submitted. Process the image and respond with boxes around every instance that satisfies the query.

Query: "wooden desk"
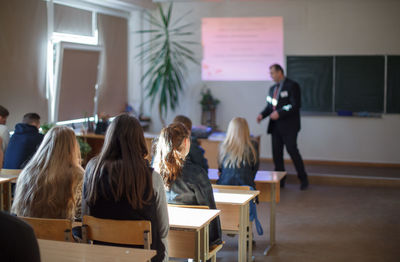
[209,168,286,256]
[198,134,261,169]
[208,168,284,202]
[38,239,156,262]
[168,206,220,261]
[212,187,259,262]
[0,169,20,211]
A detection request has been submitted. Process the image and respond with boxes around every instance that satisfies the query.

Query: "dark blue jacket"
[3,123,44,169]
[217,140,259,189]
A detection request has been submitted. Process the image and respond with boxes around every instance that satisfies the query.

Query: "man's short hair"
[0,105,9,118]
[173,115,192,132]
[22,113,41,125]
[270,64,285,74]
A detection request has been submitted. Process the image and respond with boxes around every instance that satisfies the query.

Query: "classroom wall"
[133,0,400,164]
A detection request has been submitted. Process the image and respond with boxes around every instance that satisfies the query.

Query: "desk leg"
[246,204,254,262]
[0,184,3,211]
[197,226,208,262]
[7,182,12,211]
[264,183,276,255]
[238,205,247,262]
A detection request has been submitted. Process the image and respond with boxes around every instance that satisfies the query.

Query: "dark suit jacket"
[260,78,301,134]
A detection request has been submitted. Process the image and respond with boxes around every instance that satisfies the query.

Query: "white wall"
[133,0,400,164]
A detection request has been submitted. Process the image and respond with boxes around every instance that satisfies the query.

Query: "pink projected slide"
[202,17,284,81]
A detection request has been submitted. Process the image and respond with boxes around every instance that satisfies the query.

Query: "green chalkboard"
[335,56,385,113]
[387,56,400,113]
[287,56,333,112]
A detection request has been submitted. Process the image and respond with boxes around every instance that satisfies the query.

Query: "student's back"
[11,126,83,220]
[82,159,168,261]
[0,212,41,262]
[217,117,259,188]
[218,140,259,188]
[167,159,222,246]
[173,115,209,172]
[82,114,168,262]
[4,123,43,169]
[153,123,222,246]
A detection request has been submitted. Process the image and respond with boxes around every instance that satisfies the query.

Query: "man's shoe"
[300,181,309,190]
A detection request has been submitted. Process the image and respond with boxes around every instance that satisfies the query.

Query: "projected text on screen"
[202,17,284,81]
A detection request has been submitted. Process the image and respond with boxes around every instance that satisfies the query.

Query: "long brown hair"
[84,114,153,210]
[152,123,189,189]
[12,126,83,219]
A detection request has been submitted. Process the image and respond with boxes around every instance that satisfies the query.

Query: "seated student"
[12,126,84,220]
[0,105,10,167]
[217,117,259,188]
[217,117,263,236]
[152,123,222,247]
[172,115,208,171]
[82,114,168,262]
[94,112,110,135]
[0,212,41,262]
[3,113,44,169]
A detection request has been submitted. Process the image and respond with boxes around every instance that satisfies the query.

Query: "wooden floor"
[215,183,400,262]
[260,161,400,188]
[260,160,400,178]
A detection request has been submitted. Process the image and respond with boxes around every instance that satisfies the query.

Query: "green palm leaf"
[136,3,198,123]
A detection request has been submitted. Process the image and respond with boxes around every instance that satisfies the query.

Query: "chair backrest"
[82,215,152,249]
[212,184,251,191]
[168,204,209,209]
[19,216,72,242]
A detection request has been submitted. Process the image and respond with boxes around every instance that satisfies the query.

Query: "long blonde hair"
[219,117,257,168]
[12,126,83,220]
[152,123,189,189]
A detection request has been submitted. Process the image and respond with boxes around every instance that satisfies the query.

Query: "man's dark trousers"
[271,129,308,186]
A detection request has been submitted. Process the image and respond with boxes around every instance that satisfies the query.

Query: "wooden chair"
[81,215,152,249]
[0,169,21,211]
[168,204,224,262]
[19,216,73,242]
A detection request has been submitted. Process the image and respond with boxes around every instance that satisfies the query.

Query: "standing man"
[256,64,309,190]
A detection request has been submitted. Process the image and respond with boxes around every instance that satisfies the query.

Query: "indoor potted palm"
[137,3,198,126]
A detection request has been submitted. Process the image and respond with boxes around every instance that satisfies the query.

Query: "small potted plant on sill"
[200,88,220,130]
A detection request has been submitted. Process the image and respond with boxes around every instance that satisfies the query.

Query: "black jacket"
[187,137,208,172]
[0,212,41,262]
[166,159,222,246]
[82,160,169,262]
[260,78,301,134]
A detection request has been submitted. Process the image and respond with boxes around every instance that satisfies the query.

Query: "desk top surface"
[0,174,18,184]
[208,168,286,184]
[168,206,220,230]
[38,239,156,262]
[212,188,259,205]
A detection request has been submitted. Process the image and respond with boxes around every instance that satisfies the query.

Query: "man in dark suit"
[257,64,309,190]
